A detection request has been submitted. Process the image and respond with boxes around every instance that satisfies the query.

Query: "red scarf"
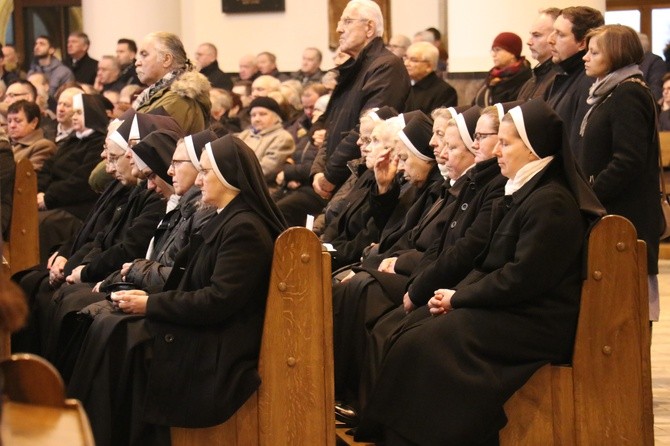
[488,58,526,87]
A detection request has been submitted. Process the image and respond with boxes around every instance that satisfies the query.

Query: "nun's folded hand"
[111,289,148,315]
[37,192,46,211]
[402,292,416,314]
[428,288,454,315]
[120,262,133,278]
[312,129,326,148]
[377,257,397,274]
[66,265,85,284]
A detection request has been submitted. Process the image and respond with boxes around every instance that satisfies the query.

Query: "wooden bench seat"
[500,214,653,445]
[172,226,335,445]
[335,215,652,445]
[3,157,39,277]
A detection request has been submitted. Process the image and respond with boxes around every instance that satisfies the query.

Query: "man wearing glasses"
[311,0,409,201]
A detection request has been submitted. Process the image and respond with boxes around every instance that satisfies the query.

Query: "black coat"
[200,60,233,91]
[407,159,507,305]
[66,199,276,445]
[546,50,592,158]
[0,141,14,240]
[404,71,457,114]
[362,160,587,445]
[579,77,661,274]
[311,37,410,188]
[66,183,165,281]
[142,195,275,427]
[324,171,415,270]
[100,186,215,292]
[516,58,558,101]
[473,61,532,107]
[37,131,105,220]
[65,53,98,85]
[60,180,132,258]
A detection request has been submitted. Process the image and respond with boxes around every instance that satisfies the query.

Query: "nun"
[69,135,287,446]
[357,99,604,445]
[96,129,218,293]
[37,93,109,262]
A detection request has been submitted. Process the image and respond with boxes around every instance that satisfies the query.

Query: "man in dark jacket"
[311,0,410,199]
[64,32,98,85]
[546,6,603,157]
[403,41,457,114]
[195,43,233,91]
[517,8,560,101]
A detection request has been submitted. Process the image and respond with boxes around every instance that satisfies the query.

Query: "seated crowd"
[0,1,665,445]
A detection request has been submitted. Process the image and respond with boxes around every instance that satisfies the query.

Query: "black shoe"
[335,403,359,427]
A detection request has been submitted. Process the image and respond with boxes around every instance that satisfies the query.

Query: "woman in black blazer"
[580,24,662,320]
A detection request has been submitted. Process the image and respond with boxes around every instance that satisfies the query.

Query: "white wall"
[180,0,440,72]
[448,0,606,72]
[82,0,440,73]
[83,0,181,58]
[84,0,608,74]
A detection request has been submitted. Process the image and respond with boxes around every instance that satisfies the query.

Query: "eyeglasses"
[473,132,497,142]
[107,153,124,165]
[170,159,192,169]
[197,168,213,177]
[338,17,369,27]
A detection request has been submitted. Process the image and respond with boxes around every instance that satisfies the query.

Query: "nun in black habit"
[42,129,183,374]
[357,99,605,445]
[67,135,287,446]
[37,93,109,261]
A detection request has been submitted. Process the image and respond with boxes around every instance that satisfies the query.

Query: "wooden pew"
[660,131,670,257]
[3,157,39,276]
[500,214,653,445]
[171,226,335,445]
[0,353,95,445]
[336,215,652,445]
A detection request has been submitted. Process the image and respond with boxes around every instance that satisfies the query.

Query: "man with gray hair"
[311,0,410,198]
[386,35,411,58]
[195,42,233,90]
[290,47,325,85]
[403,41,457,113]
[133,32,211,135]
[95,55,124,93]
[64,31,98,85]
[517,7,560,101]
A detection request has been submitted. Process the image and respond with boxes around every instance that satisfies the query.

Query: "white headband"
[397,128,432,162]
[495,103,505,122]
[184,135,202,170]
[455,113,475,154]
[72,93,86,129]
[509,106,539,158]
[204,142,241,192]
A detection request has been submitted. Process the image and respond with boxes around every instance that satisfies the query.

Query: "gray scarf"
[579,64,643,136]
